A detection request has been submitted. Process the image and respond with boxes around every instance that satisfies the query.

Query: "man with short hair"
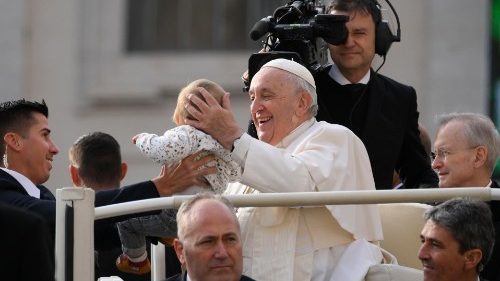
[69,131,126,191]
[0,99,215,244]
[186,59,383,281]
[418,198,495,281]
[314,0,438,189]
[432,112,500,280]
[70,131,141,280]
[168,193,255,281]
[68,131,182,280]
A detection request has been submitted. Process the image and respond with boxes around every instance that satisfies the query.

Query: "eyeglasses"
[431,146,480,161]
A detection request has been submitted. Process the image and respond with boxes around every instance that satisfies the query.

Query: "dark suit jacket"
[314,66,438,189]
[0,168,160,249]
[165,271,255,281]
[0,203,55,281]
[481,180,500,281]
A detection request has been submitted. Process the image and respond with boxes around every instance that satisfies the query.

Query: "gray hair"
[424,198,495,272]
[176,192,238,240]
[281,70,319,117]
[436,112,500,173]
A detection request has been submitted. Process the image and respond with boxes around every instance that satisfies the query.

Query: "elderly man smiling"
[431,112,500,280]
[186,59,384,281]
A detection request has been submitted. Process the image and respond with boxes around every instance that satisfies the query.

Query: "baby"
[115,79,241,275]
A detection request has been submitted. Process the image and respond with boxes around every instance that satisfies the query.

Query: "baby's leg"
[117,209,178,259]
[115,210,178,275]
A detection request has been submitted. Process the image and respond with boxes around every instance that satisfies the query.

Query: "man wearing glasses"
[431,112,500,281]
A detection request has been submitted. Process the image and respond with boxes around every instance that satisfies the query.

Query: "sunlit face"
[328,10,376,81]
[418,220,469,281]
[432,121,479,187]
[249,67,305,145]
[18,112,59,185]
[176,200,243,281]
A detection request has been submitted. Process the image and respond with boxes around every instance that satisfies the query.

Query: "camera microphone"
[249,16,273,41]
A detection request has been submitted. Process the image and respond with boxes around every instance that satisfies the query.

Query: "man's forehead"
[18,112,49,136]
[422,220,455,243]
[195,229,239,239]
[31,113,50,129]
[254,66,282,79]
[190,200,237,223]
[249,68,286,90]
[184,201,238,231]
[31,111,48,122]
[186,224,240,242]
[435,122,467,146]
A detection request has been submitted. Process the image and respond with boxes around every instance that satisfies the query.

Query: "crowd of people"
[0,0,499,281]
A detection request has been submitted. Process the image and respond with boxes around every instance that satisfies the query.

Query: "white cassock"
[225,118,384,281]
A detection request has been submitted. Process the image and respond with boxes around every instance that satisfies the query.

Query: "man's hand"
[152,151,216,197]
[184,87,243,150]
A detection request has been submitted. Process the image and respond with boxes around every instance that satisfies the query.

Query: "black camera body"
[244,0,349,91]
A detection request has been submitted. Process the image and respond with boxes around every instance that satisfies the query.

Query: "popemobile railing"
[55,187,500,281]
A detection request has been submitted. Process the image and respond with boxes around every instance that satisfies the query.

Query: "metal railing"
[55,187,500,281]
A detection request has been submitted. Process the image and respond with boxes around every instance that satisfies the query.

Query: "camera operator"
[314,0,438,189]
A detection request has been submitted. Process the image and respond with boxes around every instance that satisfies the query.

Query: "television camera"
[244,0,349,91]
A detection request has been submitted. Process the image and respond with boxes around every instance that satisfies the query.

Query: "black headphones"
[374,0,401,56]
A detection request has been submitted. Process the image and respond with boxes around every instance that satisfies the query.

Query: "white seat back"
[378,203,431,269]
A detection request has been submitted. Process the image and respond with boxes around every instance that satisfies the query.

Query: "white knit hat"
[261,58,316,89]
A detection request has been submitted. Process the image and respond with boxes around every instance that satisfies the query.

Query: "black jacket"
[315,66,438,189]
[0,168,160,249]
[0,203,55,281]
[481,180,500,281]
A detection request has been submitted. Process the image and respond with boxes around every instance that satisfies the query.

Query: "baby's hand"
[132,134,139,144]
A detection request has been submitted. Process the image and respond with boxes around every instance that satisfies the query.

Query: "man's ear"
[173,239,186,265]
[69,165,82,187]
[473,145,487,168]
[4,132,23,151]
[120,162,128,181]
[463,249,482,271]
[296,91,313,117]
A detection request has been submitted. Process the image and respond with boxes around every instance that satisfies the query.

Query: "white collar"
[486,180,493,187]
[0,167,40,198]
[328,63,370,85]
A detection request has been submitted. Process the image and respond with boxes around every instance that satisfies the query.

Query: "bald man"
[169,193,254,281]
